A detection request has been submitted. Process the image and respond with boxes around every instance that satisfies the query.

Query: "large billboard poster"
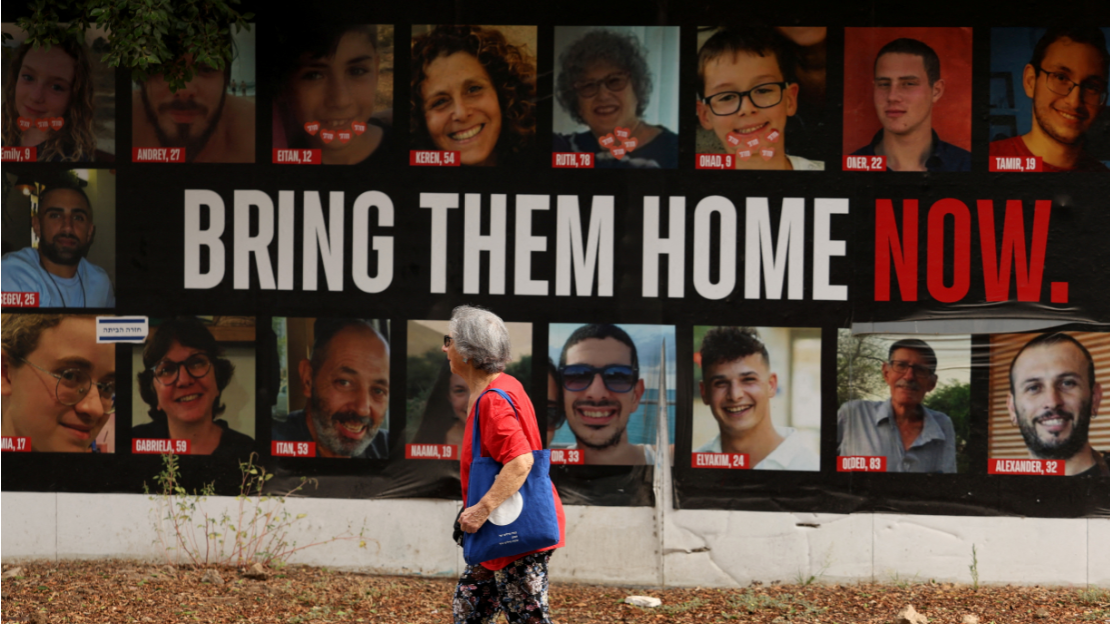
[2,1,1107,519]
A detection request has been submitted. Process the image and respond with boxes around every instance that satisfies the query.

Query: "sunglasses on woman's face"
[443,335,453,348]
[559,364,639,393]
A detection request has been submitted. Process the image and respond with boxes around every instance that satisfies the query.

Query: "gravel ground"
[2,560,1108,623]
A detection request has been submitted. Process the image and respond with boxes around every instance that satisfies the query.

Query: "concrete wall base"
[2,492,1105,587]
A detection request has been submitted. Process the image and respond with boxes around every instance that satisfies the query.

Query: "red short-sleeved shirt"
[989,135,1110,172]
[461,374,565,570]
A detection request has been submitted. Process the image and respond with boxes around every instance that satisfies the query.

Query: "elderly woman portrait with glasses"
[553,28,679,169]
[134,317,254,457]
[1,314,116,453]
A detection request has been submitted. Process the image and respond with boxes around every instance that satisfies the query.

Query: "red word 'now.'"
[874,199,1065,304]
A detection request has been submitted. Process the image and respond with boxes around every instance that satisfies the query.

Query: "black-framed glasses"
[151,353,212,385]
[559,364,639,393]
[573,72,631,98]
[443,335,453,348]
[1034,66,1109,105]
[887,359,934,379]
[18,358,116,414]
[702,82,788,115]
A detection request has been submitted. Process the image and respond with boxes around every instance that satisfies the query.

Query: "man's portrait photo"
[271,317,390,459]
[691,326,822,471]
[989,27,1110,172]
[837,331,971,473]
[989,331,1109,477]
[131,317,256,457]
[843,27,972,172]
[2,314,116,453]
[1,169,116,308]
[131,25,255,163]
[406,319,532,448]
[548,323,675,466]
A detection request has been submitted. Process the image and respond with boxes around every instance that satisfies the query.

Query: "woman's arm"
[459,451,534,533]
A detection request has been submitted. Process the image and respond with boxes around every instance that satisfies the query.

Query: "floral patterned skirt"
[452,551,553,623]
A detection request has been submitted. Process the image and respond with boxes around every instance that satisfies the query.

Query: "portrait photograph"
[271,22,395,166]
[548,322,675,465]
[271,317,390,459]
[842,27,972,172]
[130,25,255,163]
[130,316,256,458]
[691,326,822,471]
[1,168,116,309]
[410,25,538,167]
[695,26,827,171]
[1,313,117,453]
[2,23,116,162]
[988,331,1109,477]
[837,330,971,473]
[988,27,1110,171]
[553,26,679,169]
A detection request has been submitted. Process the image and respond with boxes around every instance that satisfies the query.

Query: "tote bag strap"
[471,387,520,462]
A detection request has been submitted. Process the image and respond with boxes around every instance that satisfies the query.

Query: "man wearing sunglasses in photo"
[1,314,116,453]
[837,338,956,473]
[989,26,1109,172]
[556,323,652,465]
[850,37,971,172]
[695,327,818,470]
[696,26,824,171]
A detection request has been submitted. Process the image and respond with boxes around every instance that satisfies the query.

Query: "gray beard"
[309,393,378,457]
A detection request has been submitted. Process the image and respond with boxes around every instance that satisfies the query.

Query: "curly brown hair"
[410,25,536,161]
[2,38,98,162]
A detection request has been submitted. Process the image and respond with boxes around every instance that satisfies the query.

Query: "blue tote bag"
[463,388,560,566]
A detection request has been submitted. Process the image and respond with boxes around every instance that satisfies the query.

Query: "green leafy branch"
[15,0,254,91]
[146,452,373,568]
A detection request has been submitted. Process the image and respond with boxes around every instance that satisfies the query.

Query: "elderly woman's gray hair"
[449,305,513,373]
[555,29,653,126]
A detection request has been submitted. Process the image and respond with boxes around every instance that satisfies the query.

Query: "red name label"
[1,437,31,452]
[132,438,190,454]
[272,441,315,457]
[989,156,1042,173]
[133,147,186,163]
[409,150,460,166]
[692,452,749,469]
[550,449,585,465]
[837,456,887,472]
[1,146,36,162]
[2,292,39,308]
[405,444,457,460]
[843,155,886,172]
[988,458,1064,476]
[552,152,594,168]
[696,154,736,170]
[272,149,321,165]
